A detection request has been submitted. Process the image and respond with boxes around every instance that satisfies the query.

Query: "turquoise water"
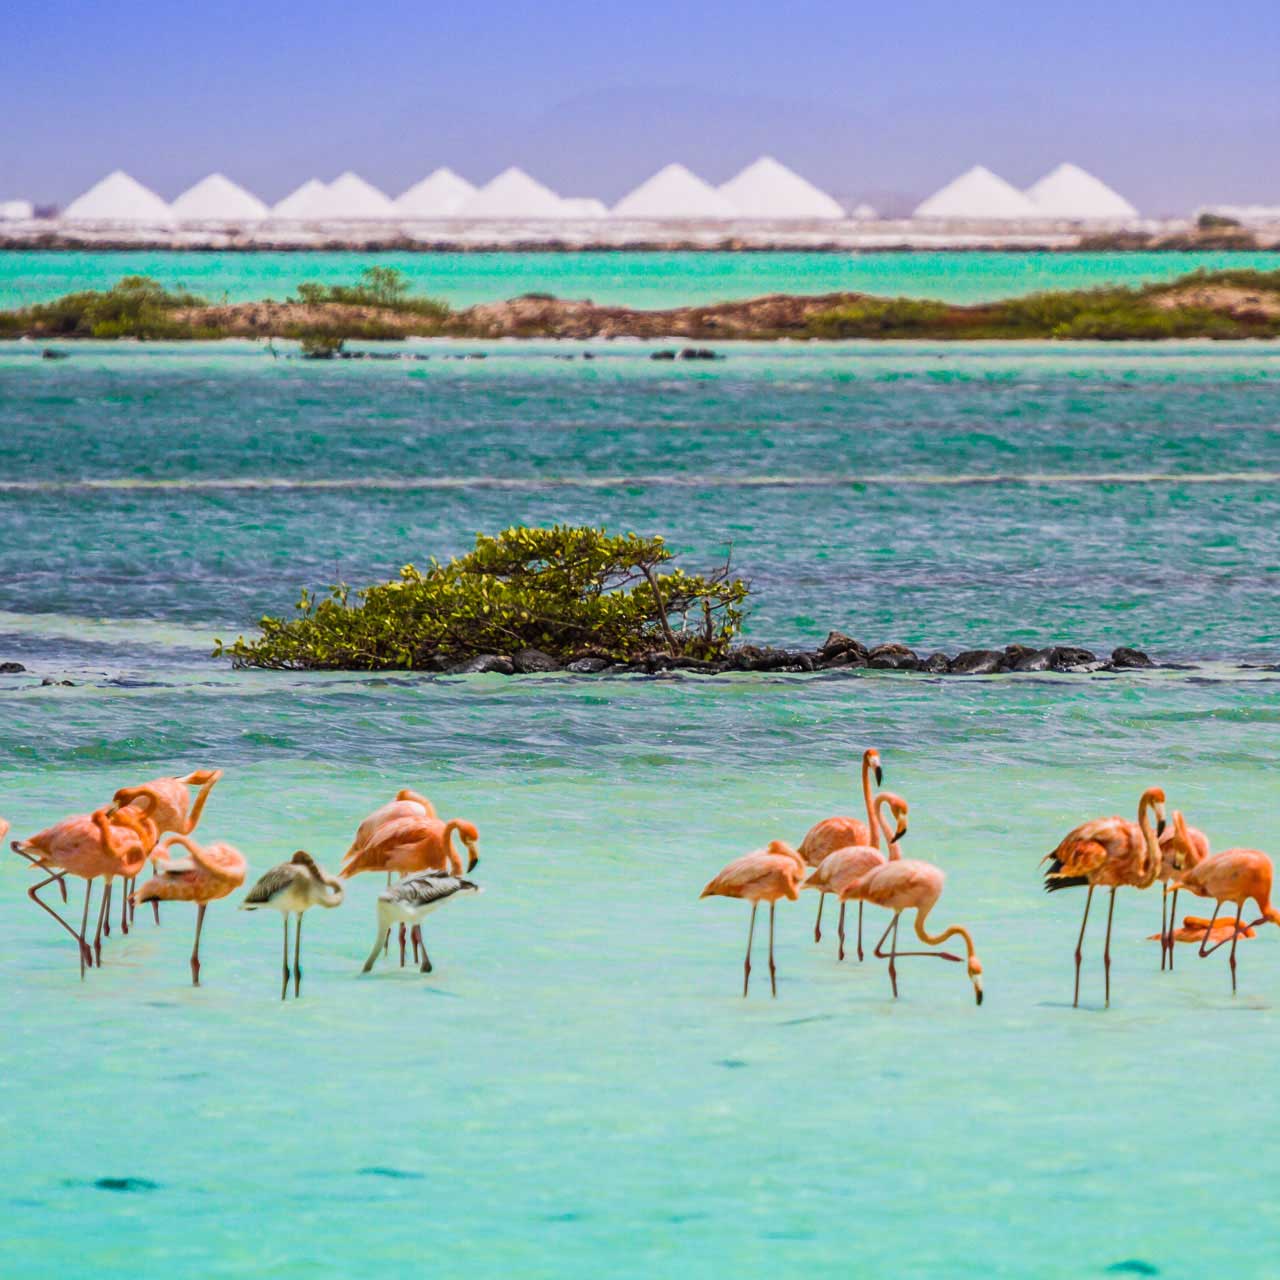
[2,248,1279,309]
[4,337,1280,1278]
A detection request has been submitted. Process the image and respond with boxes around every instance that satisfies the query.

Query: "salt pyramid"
[272,179,329,219]
[1026,163,1137,221]
[171,173,269,223]
[395,168,476,217]
[560,196,609,218]
[315,172,399,219]
[718,156,843,219]
[457,168,566,218]
[63,170,173,224]
[612,164,738,219]
[0,200,34,220]
[913,166,1040,220]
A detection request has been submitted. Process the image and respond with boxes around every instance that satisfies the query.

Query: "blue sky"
[4,0,1278,214]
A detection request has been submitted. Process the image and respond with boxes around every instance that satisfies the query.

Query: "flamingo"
[799,748,882,943]
[804,791,908,961]
[340,815,479,966]
[241,852,345,999]
[132,833,248,986]
[1149,915,1256,946]
[11,807,157,977]
[851,855,984,1005]
[1156,810,1211,971]
[1043,785,1166,1008]
[701,840,806,997]
[361,870,481,975]
[108,769,223,926]
[1166,846,1280,994]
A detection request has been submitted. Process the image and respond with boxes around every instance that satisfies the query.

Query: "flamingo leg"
[1103,888,1116,1009]
[1160,888,1168,972]
[120,877,130,936]
[1168,889,1179,971]
[79,880,94,977]
[857,900,864,962]
[281,914,291,1001]
[190,903,206,986]
[16,848,69,902]
[1229,902,1245,994]
[398,922,407,968]
[1073,885,1095,1008]
[384,872,392,955]
[814,892,824,944]
[872,912,902,996]
[363,926,390,973]
[293,912,303,998]
[102,879,111,941]
[417,927,432,974]
[743,901,757,997]
[94,881,110,967]
[152,896,161,925]
[1196,902,1221,957]
[768,902,777,998]
[29,872,93,972]
[837,901,846,962]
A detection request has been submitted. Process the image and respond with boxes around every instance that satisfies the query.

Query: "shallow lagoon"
[3,341,1280,1277]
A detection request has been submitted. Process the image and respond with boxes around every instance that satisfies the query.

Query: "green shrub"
[215,525,750,670]
[5,275,206,338]
[807,297,951,338]
[291,266,449,322]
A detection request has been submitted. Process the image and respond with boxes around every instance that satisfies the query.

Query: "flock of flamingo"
[701,748,1280,1005]
[4,750,1278,1006]
[3,773,481,999]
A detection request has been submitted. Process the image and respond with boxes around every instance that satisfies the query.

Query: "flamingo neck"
[1137,796,1162,888]
[914,900,978,962]
[862,755,880,850]
[876,794,900,860]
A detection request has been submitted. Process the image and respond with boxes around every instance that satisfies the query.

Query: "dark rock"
[820,650,867,669]
[650,349,677,361]
[93,1177,158,1193]
[42,348,69,360]
[1050,645,1098,671]
[1111,646,1155,669]
[999,644,1036,671]
[566,657,609,674]
[1013,648,1056,672]
[447,654,514,675]
[40,677,75,687]
[819,631,868,662]
[678,347,720,360]
[738,648,815,672]
[0,661,25,673]
[512,648,563,673]
[949,649,1004,675]
[919,651,951,673]
[867,643,920,671]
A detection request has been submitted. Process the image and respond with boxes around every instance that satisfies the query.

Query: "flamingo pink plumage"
[1155,810,1211,971]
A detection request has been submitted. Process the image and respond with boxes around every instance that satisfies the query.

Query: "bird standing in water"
[361,870,481,975]
[133,833,248,985]
[701,841,807,997]
[241,852,345,999]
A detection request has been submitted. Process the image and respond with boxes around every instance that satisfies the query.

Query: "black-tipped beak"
[468,850,479,872]
[875,765,883,786]
[976,988,984,1006]
[1157,818,1167,837]
[892,826,907,843]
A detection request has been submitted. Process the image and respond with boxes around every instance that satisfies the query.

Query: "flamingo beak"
[892,825,907,843]
[875,764,883,786]
[1157,816,1167,837]
[467,846,479,872]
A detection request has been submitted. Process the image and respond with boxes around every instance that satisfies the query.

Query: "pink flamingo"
[108,769,223,926]
[850,856,984,1004]
[132,833,248,985]
[1149,915,1255,947]
[1156,810,1210,970]
[800,747,883,943]
[1042,786,1166,1008]
[701,840,807,997]
[804,791,909,961]
[1167,845,1280,994]
[340,814,478,966]
[12,807,157,977]
[344,789,437,866]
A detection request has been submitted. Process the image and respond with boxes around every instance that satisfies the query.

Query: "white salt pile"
[1026,163,1138,220]
[171,173,269,223]
[913,166,1040,220]
[612,164,738,219]
[718,156,843,219]
[63,171,173,224]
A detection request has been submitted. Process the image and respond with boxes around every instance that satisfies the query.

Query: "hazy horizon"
[5,0,1278,216]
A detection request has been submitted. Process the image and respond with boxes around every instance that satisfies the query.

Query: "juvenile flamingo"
[241,852,345,999]
[1156,810,1211,971]
[340,815,479,965]
[804,791,908,961]
[1043,786,1166,1008]
[1166,846,1280,994]
[800,748,882,943]
[701,840,807,997]
[12,807,157,977]
[132,834,248,985]
[108,769,223,926]
[361,870,481,975]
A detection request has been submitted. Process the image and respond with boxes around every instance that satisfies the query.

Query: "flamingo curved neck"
[1137,797,1162,888]
[914,901,978,963]
[862,755,880,850]
[875,795,901,860]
